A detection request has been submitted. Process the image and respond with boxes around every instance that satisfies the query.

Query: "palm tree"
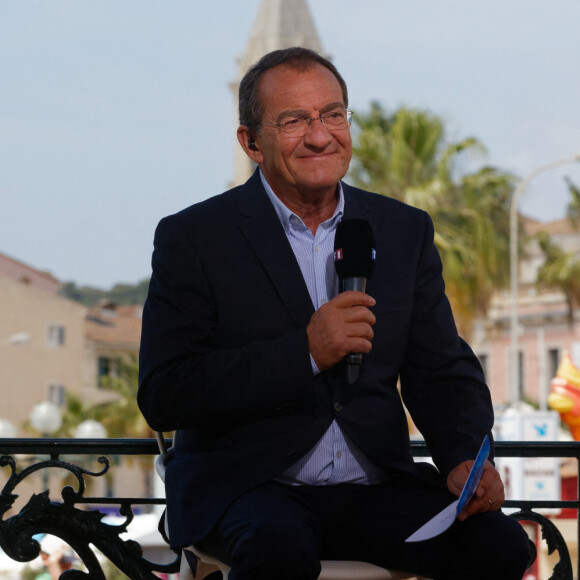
[535,231,580,325]
[93,355,158,497]
[535,178,580,325]
[565,177,580,229]
[93,355,152,440]
[349,102,515,337]
[438,168,514,331]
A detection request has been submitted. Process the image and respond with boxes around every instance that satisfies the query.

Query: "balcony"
[0,439,577,579]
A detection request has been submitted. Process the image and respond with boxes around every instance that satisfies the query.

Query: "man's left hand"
[447,460,505,521]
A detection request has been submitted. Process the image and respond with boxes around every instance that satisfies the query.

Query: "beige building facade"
[0,269,86,433]
[0,254,145,504]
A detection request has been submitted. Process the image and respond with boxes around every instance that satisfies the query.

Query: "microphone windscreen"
[334,219,376,280]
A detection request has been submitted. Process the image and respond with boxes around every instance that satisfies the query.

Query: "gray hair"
[238,46,349,138]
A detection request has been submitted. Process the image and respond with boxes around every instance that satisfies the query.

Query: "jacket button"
[287,451,298,460]
[334,402,343,412]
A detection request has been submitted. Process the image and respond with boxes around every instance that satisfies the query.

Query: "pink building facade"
[472,217,580,409]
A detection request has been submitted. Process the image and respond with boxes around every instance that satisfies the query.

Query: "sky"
[1,1,579,289]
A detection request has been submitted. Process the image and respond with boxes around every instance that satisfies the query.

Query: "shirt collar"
[259,170,344,232]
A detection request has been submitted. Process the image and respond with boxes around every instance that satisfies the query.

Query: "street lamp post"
[74,419,109,498]
[509,152,580,407]
[29,401,63,490]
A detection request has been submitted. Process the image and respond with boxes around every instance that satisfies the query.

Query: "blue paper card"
[406,435,490,542]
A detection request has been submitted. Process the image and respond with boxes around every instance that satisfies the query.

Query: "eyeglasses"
[261,108,353,137]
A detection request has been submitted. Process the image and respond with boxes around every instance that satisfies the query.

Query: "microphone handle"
[341,277,367,383]
[341,277,367,293]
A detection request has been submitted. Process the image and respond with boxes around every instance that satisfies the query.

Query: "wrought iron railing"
[0,439,577,579]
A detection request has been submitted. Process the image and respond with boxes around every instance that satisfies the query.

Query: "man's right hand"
[307,291,376,371]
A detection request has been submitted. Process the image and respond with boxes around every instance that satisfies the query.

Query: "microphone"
[334,219,376,384]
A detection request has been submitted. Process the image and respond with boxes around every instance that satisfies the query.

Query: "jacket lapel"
[235,171,315,328]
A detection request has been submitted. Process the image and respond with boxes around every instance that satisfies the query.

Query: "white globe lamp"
[74,419,107,439]
[29,401,62,435]
[0,418,17,438]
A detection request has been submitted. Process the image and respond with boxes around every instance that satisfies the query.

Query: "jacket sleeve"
[399,211,494,478]
[137,215,317,434]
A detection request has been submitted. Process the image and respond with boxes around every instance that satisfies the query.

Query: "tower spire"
[231,0,325,186]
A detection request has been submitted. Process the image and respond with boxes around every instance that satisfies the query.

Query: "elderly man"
[138,47,530,579]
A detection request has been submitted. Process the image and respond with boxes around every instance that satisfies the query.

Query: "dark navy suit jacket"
[138,170,494,549]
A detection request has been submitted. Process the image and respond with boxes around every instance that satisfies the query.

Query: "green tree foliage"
[49,354,152,440]
[349,102,515,337]
[58,392,104,437]
[565,177,580,229]
[535,231,580,325]
[535,178,580,325]
[59,279,149,307]
[93,355,152,439]
[93,355,158,495]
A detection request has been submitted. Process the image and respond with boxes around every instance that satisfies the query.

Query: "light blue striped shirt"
[260,171,387,486]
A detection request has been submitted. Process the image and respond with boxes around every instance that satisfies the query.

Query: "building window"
[548,348,561,380]
[48,383,66,407]
[48,324,65,347]
[98,356,112,378]
[98,356,118,387]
